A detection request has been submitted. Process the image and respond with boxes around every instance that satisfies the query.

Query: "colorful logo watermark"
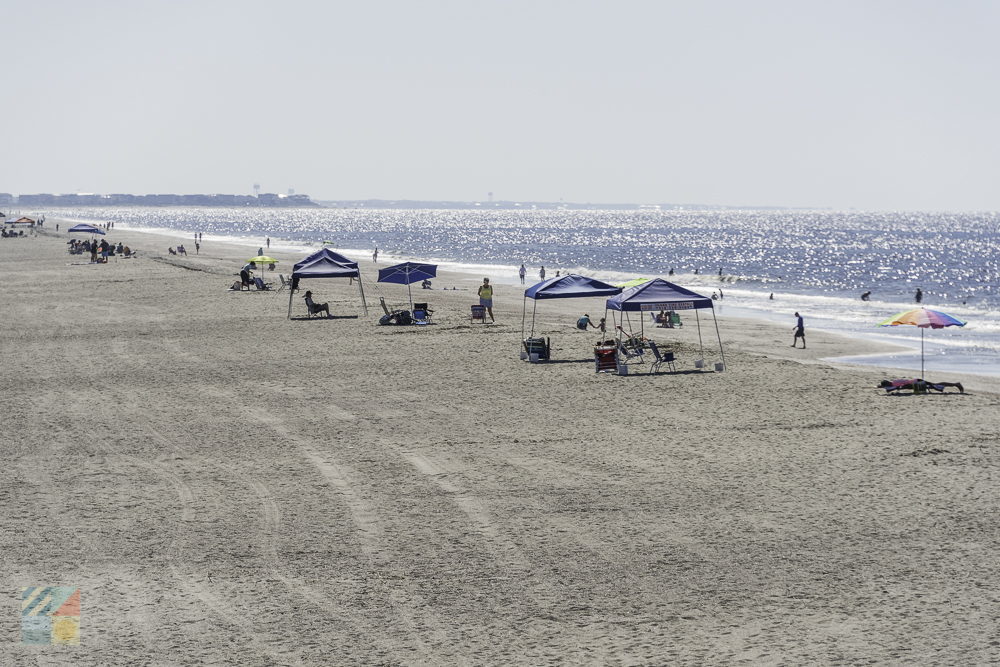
[21,586,80,645]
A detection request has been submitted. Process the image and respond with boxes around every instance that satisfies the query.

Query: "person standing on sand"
[373,247,379,263]
[266,237,270,249]
[519,264,526,285]
[477,277,495,322]
[915,288,923,304]
[539,266,546,281]
[792,312,806,348]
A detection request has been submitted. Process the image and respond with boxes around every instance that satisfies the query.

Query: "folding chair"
[413,302,433,323]
[277,274,289,291]
[647,341,676,374]
[471,304,487,323]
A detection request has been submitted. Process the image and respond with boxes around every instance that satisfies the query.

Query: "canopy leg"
[712,305,727,369]
[357,277,369,316]
[530,300,538,338]
[695,309,705,361]
[521,296,527,340]
[287,284,294,319]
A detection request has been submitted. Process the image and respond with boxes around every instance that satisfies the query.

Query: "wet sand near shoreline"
[3,224,1000,664]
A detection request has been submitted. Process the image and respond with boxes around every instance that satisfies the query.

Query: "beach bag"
[396,310,412,325]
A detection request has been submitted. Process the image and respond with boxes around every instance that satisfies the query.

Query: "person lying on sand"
[879,379,964,394]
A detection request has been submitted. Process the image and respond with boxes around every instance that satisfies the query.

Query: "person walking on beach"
[915,288,923,304]
[266,237,270,249]
[519,264,526,285]
[477,277,495,322]
[539,266,546,281]
[373,247,379,263]
[792,312,806,348]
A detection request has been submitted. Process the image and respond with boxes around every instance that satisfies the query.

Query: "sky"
[4,0,1000,210]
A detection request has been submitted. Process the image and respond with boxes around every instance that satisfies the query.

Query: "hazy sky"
[4,1,1000,209]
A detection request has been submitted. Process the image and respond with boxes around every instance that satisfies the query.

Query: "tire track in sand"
[141,423,385,662]
[198,387,451,662]
[40,393,284,663]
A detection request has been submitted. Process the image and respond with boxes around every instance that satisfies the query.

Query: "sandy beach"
[3,223,1000,665]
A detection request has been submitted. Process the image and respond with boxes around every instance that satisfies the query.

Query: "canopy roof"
[67,223,105,234]
[525,274,622,300]
[292,248,360,279]
[605,278,713,311]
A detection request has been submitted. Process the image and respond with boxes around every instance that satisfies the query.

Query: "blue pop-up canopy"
[525,274,622,300]
[287,248,367,318]
[68,223,105,235]
[521,274,623,339]
[605,278,713,311]
[604,278,725,368]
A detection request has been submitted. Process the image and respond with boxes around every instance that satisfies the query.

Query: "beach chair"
[650,312,672,328]
[277,274,289,291]
[304,294,330,318]
[670,311,682,327]
[647,341,676,374]
[523,337,550,361]
[413,302,433,323]
[618,335,645,363]
[471,304,487,323]
[412,305,431,325]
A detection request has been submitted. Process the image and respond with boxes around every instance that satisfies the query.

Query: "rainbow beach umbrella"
[878,307,967,379]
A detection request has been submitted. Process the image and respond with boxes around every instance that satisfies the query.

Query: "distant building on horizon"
[11,192,319,207]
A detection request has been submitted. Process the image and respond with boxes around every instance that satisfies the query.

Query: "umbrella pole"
[921,328,925,379]
[407,281,413,311]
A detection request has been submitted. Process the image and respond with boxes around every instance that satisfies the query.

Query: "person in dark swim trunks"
[879,379,964,394]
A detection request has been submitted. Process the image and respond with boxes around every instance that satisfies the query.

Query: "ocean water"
[48,207,1000,377]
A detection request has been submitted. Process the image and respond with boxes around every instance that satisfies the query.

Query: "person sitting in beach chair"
[652,310,673,328]
[879,379,964,394]
[177,245,187,255]
[303,290,331,318]
[253,276,270,291]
